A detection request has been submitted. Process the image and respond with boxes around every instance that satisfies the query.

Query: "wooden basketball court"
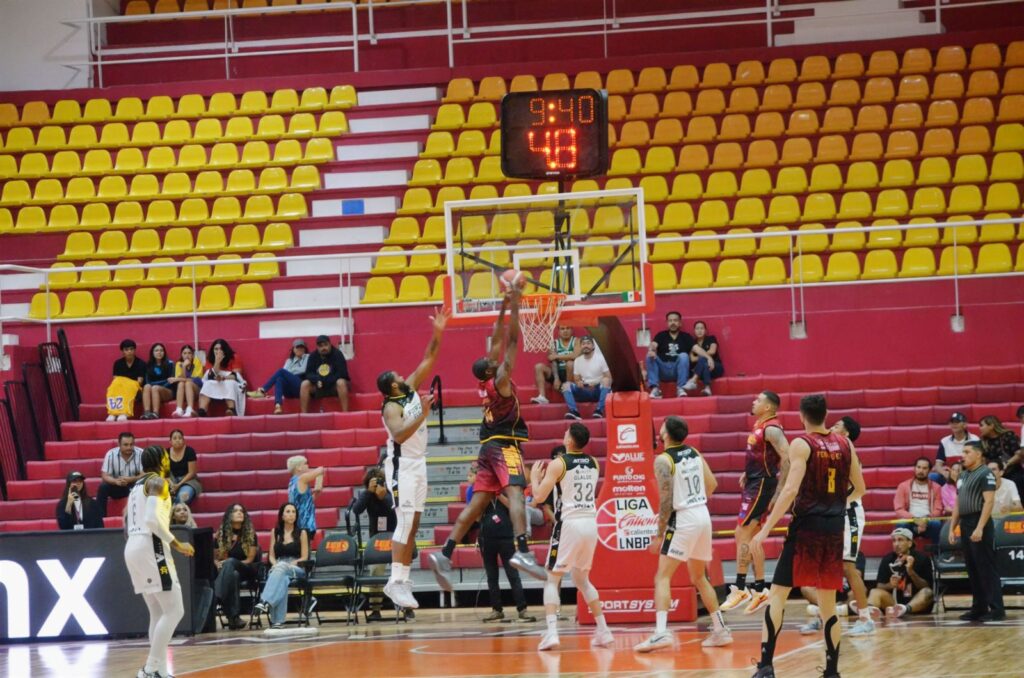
[4,602,1021,678]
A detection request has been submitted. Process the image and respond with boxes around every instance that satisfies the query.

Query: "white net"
[518,293,566,353]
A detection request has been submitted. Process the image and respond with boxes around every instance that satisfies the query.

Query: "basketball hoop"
[518,293,566,353]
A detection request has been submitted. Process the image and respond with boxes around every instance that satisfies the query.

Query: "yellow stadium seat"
[759,84,793,111]
[756,226,791,256]
[821,107,854,133]
[751,112,784,138]
[814,135,848,164]
[288,164,320,192]
[865,49,898,77]
[636,176,666,203]
[421,131,455,158]
[885,130,918,159]
[61,290,96,318]
[796,224,829,253]
[571,71,601,90]
[637,146,671,174]
[828,80,861,106]
[625,93,659,121]
[904,218,939,247]
[143,200,176,227]
[683,116,715,143]
[821,251,861,282]
[798,55,830,81]
[49,100,81,125]
[856,249,896,280]
[29,292,62,319]
[710,143,743,170]
[81,98,114,124]
[229,282,265,309]
[699,62,730,89]
[899,47,932,75]
[245,253,278,281]
[661,92,692,119]
[837,192,875,221]
[733,60,765,86]
[891,103,923,129]
[906,187,944,216]
[618,121,650,146]
[650,262,678,290]
[740,140,775,169]
[895,74,929,102]
[474,76,506,101]
[925,100,959,128]
[779,138,811,166]
[605,69,635,94]
[128,287,164,315]
[786,110,819,137]
[667,65,698,91]
[854,105,887,132]
[668,173,702,201]
[47,205,79,230]
[737,168,772,196]
[862,77,895,104]
[695,201,730,229]
[703,171,737,199]
[849,133,883,160]
[867,219,903,249]
[408,159,441,187]
[635,67,667,93]
[747,257,785,286]
[226,223,260,252]
[915,157,951,186]
[726,87,759,113]
[397,188,432,215]
[323,84,356,109]
[260,222,293,250]
[802,192,838,222]
[967,70,1000,97]
[976,243,1013,274]
[297,87,327,112]
[982,182,1019,213]
[934,45,966,72]
[94,231,127,258]
[722,228,756,257]
[161,227,194,256]
[649,234,685,263]
[646,119,681,146]
[606,265,641,293]
[994,123,1024,152]
[126,229,159,258]
[591,206,625,236]
[389,275,430,303]
[843,161,878,190]
[765,195,800,224]
[693,89,725,115]
[195,285,230,312]
[948,185,983,214]
[539,73,570,91]
[679,261,712,289]
[932,73,966,101]
[1008,40,1024,67]
[990,152,1024,180]
[766,57,798,84]
[192,225,225,253]
[226,169,256,194]
[266,89,298,114]
[0,180,30,205]
[771,167,805,195]
[95,289,129,316]
[730,198,765,226]
[79,260,112,287]
[79,203,111,230]
[210,254,245,282]
[937,245,974,275]
[1006,68,1024,95]
[790,254,823,283]
[464,103,496,129]
[606,96,626,121]
[921,128,955,157]
[713,259,749,287]
[718,114,751,141]
[385,217,419,246]
[685,231,720,259]
[677,146,710,173]
[826,221,863,251]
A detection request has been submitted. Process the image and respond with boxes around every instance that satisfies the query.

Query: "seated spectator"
[141,343,175,420]
[562,336,611,420]
[931,412,979,485]
[1018,405,1024,440]
[247,338,309,415]
[988,459,1023,518]
[96,432,145,517]
[167,429,201,505]
[171,503,198,529]
[645,311,695,398]
[254,503,310,629]
[106,339,147,422]
[170,344,203,418]
[894,457,943,543]
[287,455,324,536]
[56,470,102,530]
[479,493,535,623]
[214,503,259,630]
[198,339,246,417]
[300,335,350,413]
[866,527,934,620]
[940,462,962,515]
[979,415,1021,463]
[351,469,397,621]
[530,325,579,405]
[689,320,723,396]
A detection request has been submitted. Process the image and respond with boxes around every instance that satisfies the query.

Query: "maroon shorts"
[737,477,777,527]
[772,515,845,590]
[473,438,526,493]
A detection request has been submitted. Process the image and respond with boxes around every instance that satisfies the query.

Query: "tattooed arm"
[649,454,675,554]
[766,425,791,511]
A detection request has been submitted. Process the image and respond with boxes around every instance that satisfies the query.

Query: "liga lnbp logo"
[596,496,659,550]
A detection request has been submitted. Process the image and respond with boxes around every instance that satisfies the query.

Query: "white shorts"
[125,534,178,595]
[546,518,598,573]
[385,455,427,514]
[662,505,713,562]
[843,502,865,563]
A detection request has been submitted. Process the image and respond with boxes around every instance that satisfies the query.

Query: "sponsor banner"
[576,587,697,625]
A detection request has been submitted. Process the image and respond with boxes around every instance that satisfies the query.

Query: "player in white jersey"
[124,446,194,678]
[529,422,614,651]
[376,310,448,609]
[635,416,732,652]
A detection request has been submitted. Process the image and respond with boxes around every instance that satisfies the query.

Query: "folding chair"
[356,531,413,623]
[304,531,360,625]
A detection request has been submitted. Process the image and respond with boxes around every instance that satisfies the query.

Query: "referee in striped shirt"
[949,440,1005,621]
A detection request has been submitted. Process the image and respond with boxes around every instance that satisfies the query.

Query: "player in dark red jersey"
[749,394,866,678]
[427,288,546,589]
[721,391,789,615]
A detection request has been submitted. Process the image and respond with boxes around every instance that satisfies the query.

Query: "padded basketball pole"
[551,179,575,296]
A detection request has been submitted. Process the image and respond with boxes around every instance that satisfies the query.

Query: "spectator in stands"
[479,493,535,623]
[247,338,309,415]
[530,325,579,405]
[287,455,324,536]
[171,344,203,418]
[167,429,201,506]
[171,503,197,529]
[931,412,979,485]
[253,503,310,629]
[988,459,1022,518]
[106,339,147,422]
[96,432,145,517]
[1018,405,1024,440]
[198,339,246,417]
[865,527,934,620]
[894,457,943,544]
[562,336,611,420]
[56,470,102,530]
[300,335,350,413]
[941,462,962,515]
[214,503,259,630]
[645,311,695,398]
[980,414,1024,500]
[689,320,723,396]
[141,343,175,420]
[351,468,397,621]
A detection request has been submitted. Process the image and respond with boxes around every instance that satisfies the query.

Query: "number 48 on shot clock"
[500,88,609,180]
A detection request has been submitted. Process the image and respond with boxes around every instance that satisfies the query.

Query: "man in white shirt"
[988,459,1023,518]
[96,432,146,518]
[561,336,611,420]
[932,412,980,485]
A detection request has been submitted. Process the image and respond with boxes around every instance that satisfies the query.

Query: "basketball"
[499,269,527,291]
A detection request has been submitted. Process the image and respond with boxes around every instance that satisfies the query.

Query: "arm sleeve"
[876,554,892,582]
[935,442,946,462]
[304,356,319,381]
[351,489,370,515]
[917,553,934,587]
[144,495,176,544]
[335,352,349,381]
[101,451,113,476]
[56,501,72,529]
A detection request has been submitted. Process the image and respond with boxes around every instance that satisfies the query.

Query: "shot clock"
[500,89,609,180]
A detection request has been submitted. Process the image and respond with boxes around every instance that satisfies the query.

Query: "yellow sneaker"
[719,585,752,612]
[744,588,771,615]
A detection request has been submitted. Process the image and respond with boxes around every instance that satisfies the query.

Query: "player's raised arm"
[487,295,511,364]
[848,442,866,504]
[752,437,810,551]
[496,289,522,391]
[406,310,449,391]
[530,457,564,504]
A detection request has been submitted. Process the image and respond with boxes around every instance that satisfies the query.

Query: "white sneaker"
[720,585,753,612]
[530,395,549,404]
[848,618,875,635]
[634,631,674,653]
[184,407,194,417]
[799,617,822,635]
[106,415,115,422]
[172,408,185,418]
[806,604,820,617]
[383,580,419,609]
[702,386,713,396]
[701,628,733,647]
[649,387,662,399]
[401,581,419,609]
[683,377,698,390]
[836,603,848,617]
[116,414,128,422]
[538,629,560,651]
[591,627,614,648]
[676,387,689,398]
[885,604,908,619]
[509,551,547,581]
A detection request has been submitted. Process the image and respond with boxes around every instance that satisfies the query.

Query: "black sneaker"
[253,601,269,615]
[564,410,582,420]
[979,612,1007,622]
[482,610,504,622]
[517,610,537,622]
[959,611,983,621]
[404,609,415,620]
[592,409,604,419]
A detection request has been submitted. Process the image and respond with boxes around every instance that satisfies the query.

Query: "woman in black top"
[254,503,310,628]
[141,343,175,420]
[56,471,103,530]
[689,320,724,396]
[166,429,201,505]
[980,415,1024,499]
[214,503,259,630]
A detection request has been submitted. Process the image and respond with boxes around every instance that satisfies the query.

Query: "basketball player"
[801,416,874,636]
[721,391,789,615]
[377,310,448,610]
[749,395,866,678]
[428,287,547,588]
[529,422,613,651]
[635,415,732,652]
[124,445,194,678]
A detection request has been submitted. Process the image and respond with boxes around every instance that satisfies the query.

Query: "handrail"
[429,374,445,445]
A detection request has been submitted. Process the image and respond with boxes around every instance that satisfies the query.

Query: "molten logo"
[616,425,638,444]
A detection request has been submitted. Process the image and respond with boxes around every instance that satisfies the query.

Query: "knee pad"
[393,508,415,544]
[544,578,561,607]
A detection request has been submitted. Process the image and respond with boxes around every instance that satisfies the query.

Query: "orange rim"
[520,292,566,314]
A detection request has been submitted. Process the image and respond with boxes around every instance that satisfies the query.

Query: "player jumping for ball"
[530,422,614,651]
[749,394,866,678]
[428,287,547,588]
[635,415,732,652]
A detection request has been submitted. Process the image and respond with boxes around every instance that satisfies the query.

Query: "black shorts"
[738,477,777,527]
[310,378,346,399]
[772,515,845,590]
[545,364,568,382]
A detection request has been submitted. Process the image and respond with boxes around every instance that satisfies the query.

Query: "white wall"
[0,0,111,91]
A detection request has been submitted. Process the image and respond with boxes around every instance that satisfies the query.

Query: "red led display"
[500,89,609,180]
